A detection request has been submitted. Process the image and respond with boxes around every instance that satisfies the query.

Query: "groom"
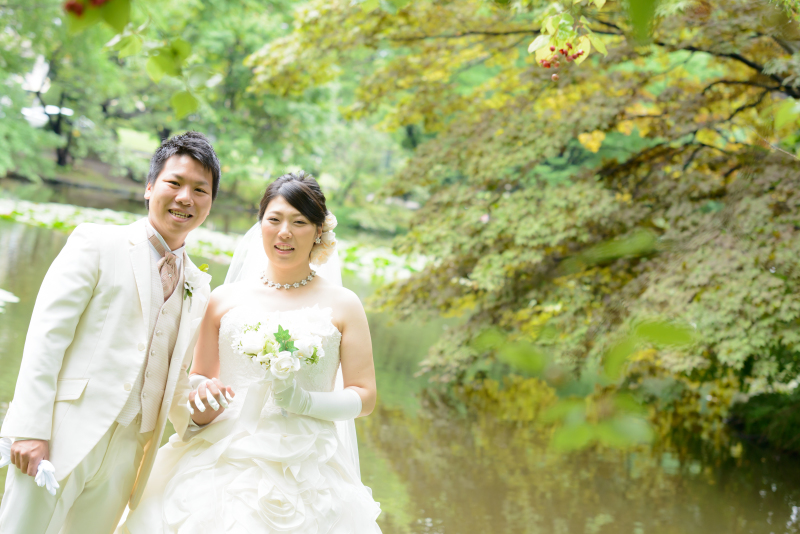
[0,131,231,533]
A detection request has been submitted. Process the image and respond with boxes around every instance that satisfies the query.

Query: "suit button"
[137,343,145,351]
[161,309,167,315]
[156,330,162,336]
[146,371,151,378]
[124,383,132,392]
[150,349,155,356]
[142,392,147,399]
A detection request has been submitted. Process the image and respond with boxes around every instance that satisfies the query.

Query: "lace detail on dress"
[219,305,343,394]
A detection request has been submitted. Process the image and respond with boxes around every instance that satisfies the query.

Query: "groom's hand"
[10,439,49,477]
[190,378,235,426]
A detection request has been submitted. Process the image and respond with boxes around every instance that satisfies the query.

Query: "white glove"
[272,379,362,421]
[0,438,59,496]
[35,460,59,496]
[187,374,233,414]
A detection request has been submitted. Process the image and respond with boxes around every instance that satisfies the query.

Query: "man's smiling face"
[144,154,213,249]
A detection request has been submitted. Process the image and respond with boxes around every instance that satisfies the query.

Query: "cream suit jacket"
[0,218,211,509]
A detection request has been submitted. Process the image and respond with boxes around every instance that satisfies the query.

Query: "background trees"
[3,0,800,448]
[0,0,409,232]
[246,0,800,444]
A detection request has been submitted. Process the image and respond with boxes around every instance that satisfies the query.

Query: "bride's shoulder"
[314,280,365,323]
[207,281,263,321]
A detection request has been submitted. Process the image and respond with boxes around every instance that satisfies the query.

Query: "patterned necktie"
[147,230,179,300]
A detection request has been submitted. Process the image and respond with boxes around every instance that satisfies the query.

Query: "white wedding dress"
[119,304,382,533]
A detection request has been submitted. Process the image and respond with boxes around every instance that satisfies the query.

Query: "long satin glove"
[272,379,362,421]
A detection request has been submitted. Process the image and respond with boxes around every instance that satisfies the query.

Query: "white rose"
[322,212,338,233]
[185,268,211,290]
[295,336,324,360]
[240,330,268,355]
[270,351,301,380]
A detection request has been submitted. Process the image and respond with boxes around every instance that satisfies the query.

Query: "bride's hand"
[189,377,235,425]
[272,378,310,415]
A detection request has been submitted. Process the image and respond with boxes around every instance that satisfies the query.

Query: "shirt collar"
[145,219,186,256]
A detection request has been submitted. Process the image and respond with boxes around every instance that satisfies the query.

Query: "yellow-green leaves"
[629,0,661,42]
[146,39,192,83]
[587,31,608,55]
[100,0,131,33]
[143,39,204,118]
[604,320,697,381]
[774,98,800,129]
[170,91,200,119]
[545,394,653,452]
[527,34,551,54]
[574,35,592,64]
[66,0,130,34]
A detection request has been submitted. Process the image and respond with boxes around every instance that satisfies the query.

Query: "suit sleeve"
[0,224,100,441]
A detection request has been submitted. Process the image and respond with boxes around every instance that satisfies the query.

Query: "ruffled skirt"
[118,403,382,533]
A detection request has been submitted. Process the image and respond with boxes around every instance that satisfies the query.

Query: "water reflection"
[1,220,799,533]
[0,178,259,235]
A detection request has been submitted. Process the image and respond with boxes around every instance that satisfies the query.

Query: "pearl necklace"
[260,270,316,289]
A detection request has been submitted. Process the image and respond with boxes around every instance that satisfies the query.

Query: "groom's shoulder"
[70,221,129,243]
[66,220,142,252]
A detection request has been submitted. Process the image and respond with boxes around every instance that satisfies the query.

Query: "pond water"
[1,219,800,534]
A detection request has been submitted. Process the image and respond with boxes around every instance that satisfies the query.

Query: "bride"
[119,171,381,533]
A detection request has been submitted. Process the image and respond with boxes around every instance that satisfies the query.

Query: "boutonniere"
[184,263,211,312]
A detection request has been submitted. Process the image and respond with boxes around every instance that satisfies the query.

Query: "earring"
[315,236,321,244]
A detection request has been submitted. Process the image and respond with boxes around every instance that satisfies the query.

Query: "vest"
[117,257,184,433]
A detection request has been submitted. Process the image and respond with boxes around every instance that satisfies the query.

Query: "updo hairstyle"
[258,171,327,228]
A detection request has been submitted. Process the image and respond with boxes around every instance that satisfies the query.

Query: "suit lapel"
[170,253,198,369]
[128,221,151,332]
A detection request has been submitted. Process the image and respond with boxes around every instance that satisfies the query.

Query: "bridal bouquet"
[233,323,324,380]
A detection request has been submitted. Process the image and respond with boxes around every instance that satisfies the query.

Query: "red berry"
[543,62,551,68]
[553,61,560,68]
[571,54,578,60]
[567,42,573,49]
[565,56,572,62]
[552,74,559,81]
[549,46,556,52]
[64,0,84,16]
[578,50,585,55]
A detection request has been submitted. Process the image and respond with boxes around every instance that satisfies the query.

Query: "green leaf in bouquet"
[305,347,320,365]
[274,324,297,352]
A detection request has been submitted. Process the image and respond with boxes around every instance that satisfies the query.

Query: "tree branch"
[389,28,539,42]
[702,79,785,95]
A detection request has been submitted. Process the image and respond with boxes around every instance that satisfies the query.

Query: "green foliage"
[244,0,800,451]
[729,391,800,453]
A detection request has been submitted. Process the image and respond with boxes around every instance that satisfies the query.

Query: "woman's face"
[261,195,321,270]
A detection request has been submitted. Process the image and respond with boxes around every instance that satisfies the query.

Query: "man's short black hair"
[145,131,221,209]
